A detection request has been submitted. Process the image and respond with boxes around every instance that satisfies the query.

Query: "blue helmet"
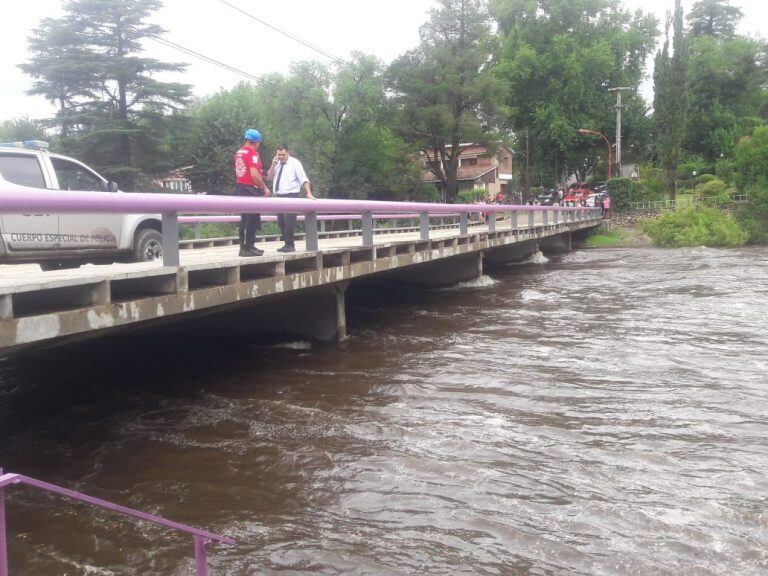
[244,128,262,143]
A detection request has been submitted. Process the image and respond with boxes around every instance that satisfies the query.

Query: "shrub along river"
[0,245,766,575]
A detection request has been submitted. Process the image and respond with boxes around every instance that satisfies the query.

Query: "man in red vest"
[234,128,271,257]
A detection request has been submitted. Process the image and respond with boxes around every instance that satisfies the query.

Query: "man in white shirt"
[268,144,315,253]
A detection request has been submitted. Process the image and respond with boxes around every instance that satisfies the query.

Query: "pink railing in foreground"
[0,469,234,576]
[0,188,602,267]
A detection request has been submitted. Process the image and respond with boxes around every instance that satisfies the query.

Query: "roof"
[421,166,497,183]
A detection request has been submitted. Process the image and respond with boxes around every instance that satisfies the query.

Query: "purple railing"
[0,188,602,267]
[0,469,234,576]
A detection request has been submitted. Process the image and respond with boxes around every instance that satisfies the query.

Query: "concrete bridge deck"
[0,216,601,355]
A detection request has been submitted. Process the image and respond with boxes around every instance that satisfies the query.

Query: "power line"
[148,35,272,85]
[215,0,344,63]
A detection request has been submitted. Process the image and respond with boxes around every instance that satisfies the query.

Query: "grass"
[584,229,625,247]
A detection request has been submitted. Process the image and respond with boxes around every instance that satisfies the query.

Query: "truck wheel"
[133,229,163,262]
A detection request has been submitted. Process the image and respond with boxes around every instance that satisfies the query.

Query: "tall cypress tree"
[653,0,689,200]
[20,0,191,189]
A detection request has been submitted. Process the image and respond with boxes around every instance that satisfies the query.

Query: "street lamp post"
[578,129,612,180]
[692,170,698,195]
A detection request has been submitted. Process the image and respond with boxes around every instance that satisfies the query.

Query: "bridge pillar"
[540,232,572,254]
[385,251,483,287]
[484,240,539,266]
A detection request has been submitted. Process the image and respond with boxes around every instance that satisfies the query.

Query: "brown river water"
[0,245,767,575]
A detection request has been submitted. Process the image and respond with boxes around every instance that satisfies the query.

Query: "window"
[0,154,46,188]
[50,157,105,191]
[462,157,478,167]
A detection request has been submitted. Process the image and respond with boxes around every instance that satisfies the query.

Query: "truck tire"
[133,229,163,262]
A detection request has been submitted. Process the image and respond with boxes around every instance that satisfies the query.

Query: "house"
[153,166,193,193]
[421,144,514,198]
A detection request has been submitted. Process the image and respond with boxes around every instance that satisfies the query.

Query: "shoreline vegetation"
[584,227,653,249]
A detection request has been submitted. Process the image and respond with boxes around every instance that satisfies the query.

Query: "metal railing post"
[419,212,430,241]
[459,212,468,236]
[543,209,549,227]
[511,211,518,231]
[553,209,558,225]
[0,468,7,576]
[162,212,180,267]
[528,210,534,230]
[194,535,208,576]
[194,222,201,240]
[305,212,318,252]
[362,211,374,247]
[320,220,326,233]
[487,211,496,232]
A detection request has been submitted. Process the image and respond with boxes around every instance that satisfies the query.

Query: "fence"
[0,189,603,267]
[0,469,233,576]
[631,194,751,212]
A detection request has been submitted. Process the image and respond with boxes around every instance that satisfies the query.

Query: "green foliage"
[19,0,191,189]
[695,178,727,197]
[640,206,748,247]
[685,36,768,162]
[584,229,624,248]
[387,0,508,202]
[733,126,768,243]
[458,188,489,203]
[491,0,659,185]
[183,83,267,194]
[0,117,46,142]
[607,177,663,210]
[653,0,689,200]
[735,125,768,192]
[687,0,744,40]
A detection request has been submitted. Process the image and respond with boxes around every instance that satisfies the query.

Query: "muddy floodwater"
[1,245,767,575]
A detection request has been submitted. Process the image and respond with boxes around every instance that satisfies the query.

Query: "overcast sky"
[0,0,765,122]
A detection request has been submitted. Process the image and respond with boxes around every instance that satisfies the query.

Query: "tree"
[20,0,191,189]
[491,0,658,187]
[687,0,743,40]
[0,118,46,143]
[653,0,689,200]
[387,0,508,203]
[685,36,767,162]
[183,54,426,200]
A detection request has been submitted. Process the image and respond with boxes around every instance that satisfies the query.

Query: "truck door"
[0,152,58,251]
[49,156,122,250]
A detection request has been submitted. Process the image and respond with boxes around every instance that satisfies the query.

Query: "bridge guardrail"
[0,189,602,267]
[0,468,233,576]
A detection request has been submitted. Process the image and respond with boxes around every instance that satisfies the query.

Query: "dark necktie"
[275,163,284,193]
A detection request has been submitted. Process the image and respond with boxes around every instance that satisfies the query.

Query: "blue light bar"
[0,140,50,150]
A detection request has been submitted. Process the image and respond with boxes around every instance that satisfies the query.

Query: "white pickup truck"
[0,141,163,270]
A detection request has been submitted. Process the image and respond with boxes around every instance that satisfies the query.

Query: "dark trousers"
[276,192,301,245]
[235,184,263,247]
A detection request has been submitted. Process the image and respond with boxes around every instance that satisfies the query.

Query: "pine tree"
[653,0,689,200]
[20,0,191,189]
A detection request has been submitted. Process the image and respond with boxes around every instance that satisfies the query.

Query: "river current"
[0,245,766,575]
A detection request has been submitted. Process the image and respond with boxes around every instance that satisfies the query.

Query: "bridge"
[0,190,603,355]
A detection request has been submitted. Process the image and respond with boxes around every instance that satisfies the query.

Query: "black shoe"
[277,244,295,253]
[239,246,263,257]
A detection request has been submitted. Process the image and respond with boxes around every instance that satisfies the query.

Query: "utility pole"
[608,87,631,179]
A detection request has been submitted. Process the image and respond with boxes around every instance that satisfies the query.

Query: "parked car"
[0,141,163,270]
[536,188,558,205]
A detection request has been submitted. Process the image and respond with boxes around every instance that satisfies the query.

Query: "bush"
[458,187,488,203]
[696,178,727,197]
[640,206,748,247]
[698,173,718,185]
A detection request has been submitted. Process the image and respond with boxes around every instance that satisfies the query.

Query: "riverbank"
[584,225,652,248]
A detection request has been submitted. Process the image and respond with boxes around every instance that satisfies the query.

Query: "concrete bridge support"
[386,252,484,288]
[540,232,572,255]
[483,240,540,267]
[165,283,349,344]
